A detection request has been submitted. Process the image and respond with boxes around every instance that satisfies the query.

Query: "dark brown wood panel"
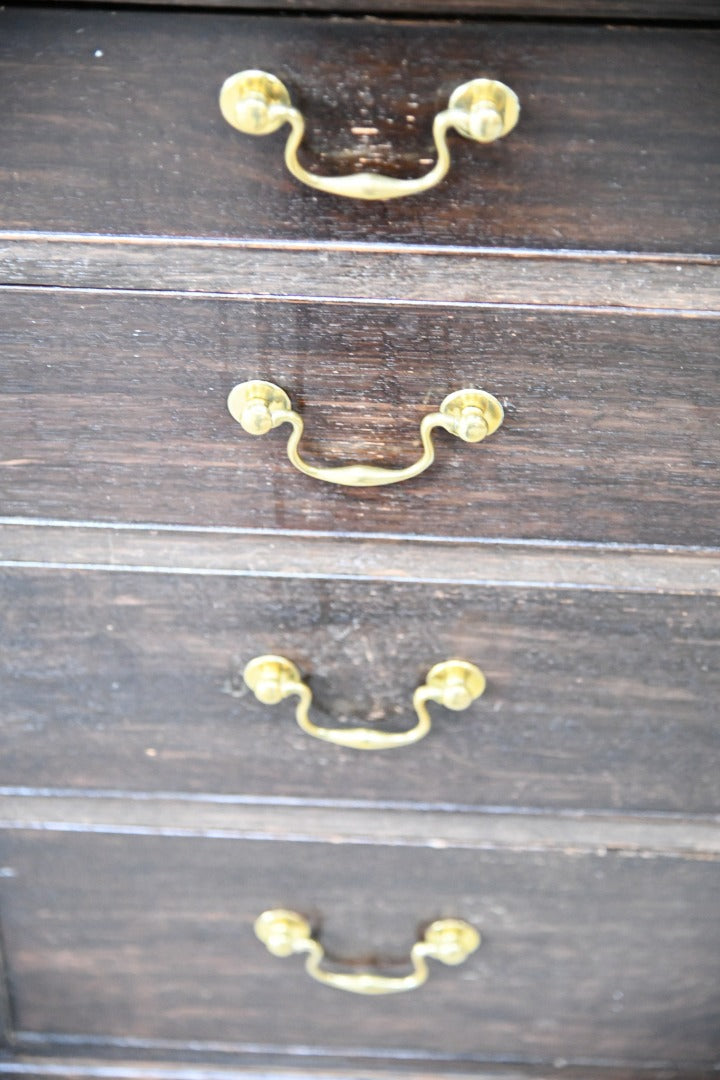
[4,522,719,594]
[4,237,719,310]
[4,1065,717,1080]
[2,569,718,813]
[1,796,717,856]
[5,1064,716,1080]
[33,0,720,18]
[1,830,718,1063]
[2,290,719,546]
[0,9,718,253]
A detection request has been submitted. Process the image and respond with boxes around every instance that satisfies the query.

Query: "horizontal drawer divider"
[6,286,718,321]
[4,1064,718,1080]
[2,522,718,594]
[6,1042,719,1080]
[0,794,718,856]
[2,237,718,313]
[10,1036,719,1080]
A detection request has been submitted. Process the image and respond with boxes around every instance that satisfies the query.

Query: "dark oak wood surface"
[4,522,719,594]
[2,568,718,813]
[2,8,718,1076]
[34,1,720,18]
[1,830,718,1063]
[2,290,718,546]
[5,1065,718,1080]
[4,237,719,311]
[1,10,718,253]
[1,795,717,855]
[4,1065,718,1080]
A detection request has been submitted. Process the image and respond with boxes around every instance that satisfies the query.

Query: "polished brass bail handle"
[219,70,519,200]
[244,655,486,750]
[227,380,503,488]
[255,910,480,994]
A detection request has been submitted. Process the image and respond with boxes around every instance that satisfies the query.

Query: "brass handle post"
[227,380,503,488]
[220,70,519,201]
[254,910,480,994]
[243,655,486,751]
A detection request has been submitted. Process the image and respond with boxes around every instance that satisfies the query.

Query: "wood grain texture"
[1,6,718,1078]
[2,290,719,546]
[3,521,720,594]
[1,795,719,854]
[0,10,718,254]
[30,0,720,18]
[5,1063,720,1080]
[2,235,719,311]
[4,1064,717,1080]
[2,568,718,813]
[0,906,13,1053]
[0,831,718,1064]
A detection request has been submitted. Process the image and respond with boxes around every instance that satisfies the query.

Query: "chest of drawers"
[0,4,719,1079]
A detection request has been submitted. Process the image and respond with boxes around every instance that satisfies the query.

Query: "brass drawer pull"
[254,909,480,995]
[219,70,519,201]
[244,655,486,751]
[227,380,503,488]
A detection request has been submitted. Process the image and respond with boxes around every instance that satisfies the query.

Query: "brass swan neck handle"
[227,380,503,488]
[243,655,486,751]
[219,70,520,201]
[254,910,480,995]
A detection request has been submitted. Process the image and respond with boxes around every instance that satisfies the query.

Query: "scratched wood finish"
[1,830,718,1063]
[1,10,719,253]
[2,568,718,813]
[2,290,719,546]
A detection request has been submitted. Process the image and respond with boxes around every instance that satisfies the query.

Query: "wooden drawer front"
[3,291,719,547]
[1,829,718,1066]
[3,568,718,814]
[1,9,718,254]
